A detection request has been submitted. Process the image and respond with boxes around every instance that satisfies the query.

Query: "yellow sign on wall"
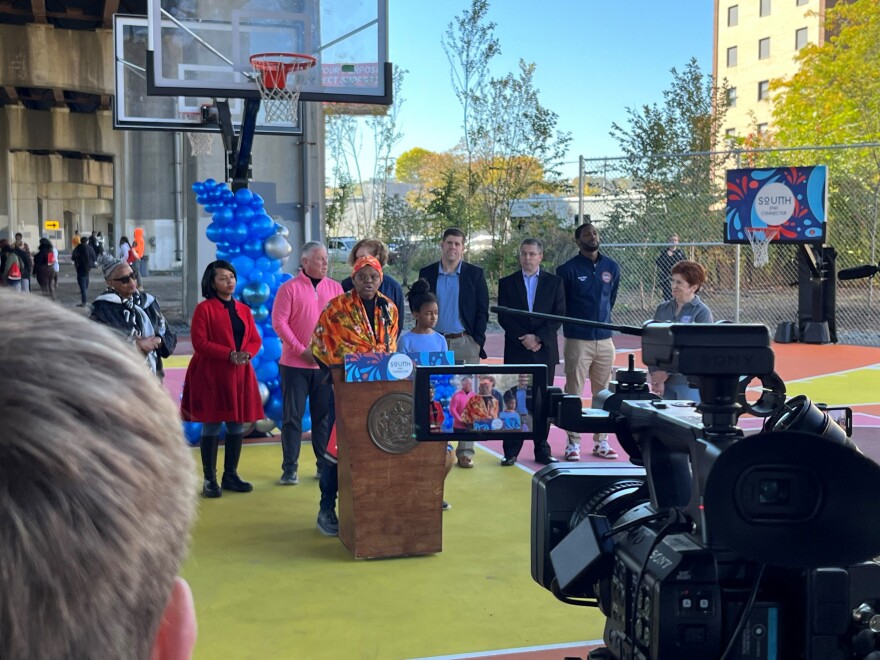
[44,220,61,230]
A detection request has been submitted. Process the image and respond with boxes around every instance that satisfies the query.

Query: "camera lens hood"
[703,430,880,568]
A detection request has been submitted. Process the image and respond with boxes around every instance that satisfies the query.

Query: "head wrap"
[351,255,383,279]
[102,258,125,280]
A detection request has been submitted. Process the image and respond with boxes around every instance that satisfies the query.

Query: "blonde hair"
[0,291,197,659]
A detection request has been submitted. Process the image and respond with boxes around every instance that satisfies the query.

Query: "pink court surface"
[163,332,880,659]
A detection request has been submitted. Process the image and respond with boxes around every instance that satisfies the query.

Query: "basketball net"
[744,227,781,268]
[181,112,215,157]
[186,132,215,157]
[250,53,316,124]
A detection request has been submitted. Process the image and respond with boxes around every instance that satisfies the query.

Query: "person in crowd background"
[0,239,23,291]
[311,254,399,537]
[89,231,104,261]
[498,393,522,430]
[90,258,176,380]
[71,234,97,306]
[12,233,32,293]
[461,376,500,428]
[398,278,448,353]
[272,241,342,486]
[0,291,197,660]
[181,260,264,499]
[648,260,714,401]
[33,237,57,299]
[449,376,474,433]
[497,237,564,466]
[341,238,404,332]
[497,238,565,378]
[71,229,80,248]
[556,222,621,461]
[118,235,142,287]
[419,227,489,468]
[500,373,551,466]
[655,234,686,301]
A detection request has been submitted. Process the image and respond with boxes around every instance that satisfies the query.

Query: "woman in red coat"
[181,260,265,498]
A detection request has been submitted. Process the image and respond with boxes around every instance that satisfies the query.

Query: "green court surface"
[184,444,604,659]
[784,364,880,408]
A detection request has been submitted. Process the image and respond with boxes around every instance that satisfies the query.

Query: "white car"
[328,236,357,262]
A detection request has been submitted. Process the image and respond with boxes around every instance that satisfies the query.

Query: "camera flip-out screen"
[413,364,549,443]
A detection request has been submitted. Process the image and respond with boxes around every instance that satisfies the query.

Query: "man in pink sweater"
[272,241,343,485]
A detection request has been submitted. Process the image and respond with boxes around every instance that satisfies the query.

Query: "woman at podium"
[310,254,399,536]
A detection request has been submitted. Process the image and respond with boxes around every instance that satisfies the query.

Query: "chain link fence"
[553,146,879,346]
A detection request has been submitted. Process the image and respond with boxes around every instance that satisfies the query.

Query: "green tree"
[441,0,500,184]
[469,59,572,275]
[440,2,571,282]
[324,66,407,238]
[608,58,730,245]
[395,147,458,189]
[769,0,880,263]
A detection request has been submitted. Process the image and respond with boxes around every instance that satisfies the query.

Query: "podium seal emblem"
[367,392,418,454]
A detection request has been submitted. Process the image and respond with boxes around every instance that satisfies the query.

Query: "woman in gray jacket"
[649,260,714,401]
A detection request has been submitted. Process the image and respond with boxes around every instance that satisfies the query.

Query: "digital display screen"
[413,364,549,443]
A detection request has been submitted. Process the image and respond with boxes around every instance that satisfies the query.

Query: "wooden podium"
[331,371,446,559]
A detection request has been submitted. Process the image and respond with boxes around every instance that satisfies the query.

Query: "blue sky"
[387,1,716,180]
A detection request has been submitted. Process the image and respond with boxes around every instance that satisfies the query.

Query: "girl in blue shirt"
[399,278,449,354]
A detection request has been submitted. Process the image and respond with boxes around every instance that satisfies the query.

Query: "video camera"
[413,308,880,659]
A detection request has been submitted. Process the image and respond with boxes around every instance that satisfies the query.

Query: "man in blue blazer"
[497,238,564,466]
[419,227,489,468]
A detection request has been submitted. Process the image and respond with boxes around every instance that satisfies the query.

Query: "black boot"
[200,435,222,498]
[221,433,253,492]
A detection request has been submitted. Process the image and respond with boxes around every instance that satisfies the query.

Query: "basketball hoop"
[180,111,215,156]
[249,52,316,124]
[744,226,781,268]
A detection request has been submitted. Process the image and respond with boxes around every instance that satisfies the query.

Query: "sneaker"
[442,500,452,511]
[317,509,339,536]
[593,441,619,460]
[277,472,299,485]
[564,448,580,462]
[457,456,474,468]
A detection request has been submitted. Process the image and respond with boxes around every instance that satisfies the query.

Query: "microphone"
[838,264,879,281]
[376,297,392,351]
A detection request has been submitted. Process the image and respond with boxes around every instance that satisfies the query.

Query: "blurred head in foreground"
[0,291,198,659]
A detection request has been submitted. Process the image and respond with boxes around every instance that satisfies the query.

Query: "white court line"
[408,639,605,660]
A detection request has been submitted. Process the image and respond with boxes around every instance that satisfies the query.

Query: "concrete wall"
[1,22,326,316]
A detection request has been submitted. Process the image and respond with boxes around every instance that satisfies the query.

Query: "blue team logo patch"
[602,271,612,284]
[681,315,693,323]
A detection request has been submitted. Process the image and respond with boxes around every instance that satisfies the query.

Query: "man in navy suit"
[419,227,489,468]
[497,238,564,466]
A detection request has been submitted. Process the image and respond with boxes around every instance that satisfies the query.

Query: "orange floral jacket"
[311,290,399,366]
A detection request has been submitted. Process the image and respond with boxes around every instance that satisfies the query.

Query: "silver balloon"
[242,281,271,306]
[241,422,255,436]
[275,224,290,238]
[258,382,270,405]
[255,417,277,433]
[264,233,293,260]
[279,256,289,267]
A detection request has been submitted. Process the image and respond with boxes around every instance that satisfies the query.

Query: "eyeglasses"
[355,273,381,283]
[113,273,137,284]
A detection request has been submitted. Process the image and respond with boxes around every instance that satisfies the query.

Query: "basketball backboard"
[114,14,303,134]
[144,0,390,104]
[724,165,828,245]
